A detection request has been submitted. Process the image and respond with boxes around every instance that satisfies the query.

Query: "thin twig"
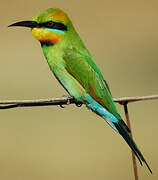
[115,94,158,104]
[0,94,157,109]
[124,103,138,180]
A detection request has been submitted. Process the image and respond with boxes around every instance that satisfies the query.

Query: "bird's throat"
[32,27,62,45]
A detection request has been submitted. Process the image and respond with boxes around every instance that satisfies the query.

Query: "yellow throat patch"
[32,27,62,44]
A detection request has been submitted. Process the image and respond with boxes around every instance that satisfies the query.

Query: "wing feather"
[63,47,122,120]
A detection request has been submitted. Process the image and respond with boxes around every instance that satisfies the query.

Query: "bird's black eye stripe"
[39,21,67,31]
[52,22,67,31]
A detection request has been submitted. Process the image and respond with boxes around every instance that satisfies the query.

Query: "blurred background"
[0,0,158,179]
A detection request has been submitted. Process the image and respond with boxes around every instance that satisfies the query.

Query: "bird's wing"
[63,46,122,120]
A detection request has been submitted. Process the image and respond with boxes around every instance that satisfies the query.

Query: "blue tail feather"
[84,94,119,132]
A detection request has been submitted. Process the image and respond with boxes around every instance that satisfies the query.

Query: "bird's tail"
[85,94,152,173]
[113,120,152,173]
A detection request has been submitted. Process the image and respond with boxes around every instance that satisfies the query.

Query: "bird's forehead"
[32,8,68,24]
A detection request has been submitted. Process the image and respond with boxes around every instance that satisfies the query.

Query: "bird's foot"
[59,95,71,108]
[75,102,83,107]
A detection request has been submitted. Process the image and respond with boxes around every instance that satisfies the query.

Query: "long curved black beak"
[8,21,38,28]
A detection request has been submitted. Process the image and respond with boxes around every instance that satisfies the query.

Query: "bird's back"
[62,30,122,121]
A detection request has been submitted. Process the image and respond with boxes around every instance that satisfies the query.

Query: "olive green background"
[0,0,158,179]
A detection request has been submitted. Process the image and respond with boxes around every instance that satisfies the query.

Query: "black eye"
[39,21,67,31]
[47,21,54,27]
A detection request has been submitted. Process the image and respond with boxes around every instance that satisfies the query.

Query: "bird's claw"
[59,104,65,108]
[75,102,83,107]
[59,97,71,108]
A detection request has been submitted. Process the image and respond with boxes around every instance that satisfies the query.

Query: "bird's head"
[9,8,71,45]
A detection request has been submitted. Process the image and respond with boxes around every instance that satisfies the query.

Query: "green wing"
[63,46,122,120]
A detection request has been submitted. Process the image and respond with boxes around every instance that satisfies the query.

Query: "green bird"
[9,8,152,173]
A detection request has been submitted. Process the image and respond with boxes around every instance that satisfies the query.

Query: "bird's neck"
[41,35,67,70]
[40,27,88,69]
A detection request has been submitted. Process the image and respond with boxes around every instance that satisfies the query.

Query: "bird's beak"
[8,21,39,28]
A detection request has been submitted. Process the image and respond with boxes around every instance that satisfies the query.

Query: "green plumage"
[38,9,121,120]
[9,8,152,173]
[33,9,152,173]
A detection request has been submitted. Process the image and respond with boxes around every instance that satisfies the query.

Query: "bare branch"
[0,94,158,109]
[123,104,139,180]
[0,96,73,105]
[115,94,158,104]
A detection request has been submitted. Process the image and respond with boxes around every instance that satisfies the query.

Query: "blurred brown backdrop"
[0,0,158,180]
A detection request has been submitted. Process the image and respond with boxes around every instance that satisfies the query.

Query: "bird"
[9,8,152,173]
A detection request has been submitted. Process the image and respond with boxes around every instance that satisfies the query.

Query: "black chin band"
[40,41,54,47]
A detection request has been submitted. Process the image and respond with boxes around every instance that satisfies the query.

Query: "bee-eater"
[9,8,152,173]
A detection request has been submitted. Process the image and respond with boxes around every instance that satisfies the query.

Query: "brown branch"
[123,103,139,180]
[115,94,158,104]
[0,94,158,109]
